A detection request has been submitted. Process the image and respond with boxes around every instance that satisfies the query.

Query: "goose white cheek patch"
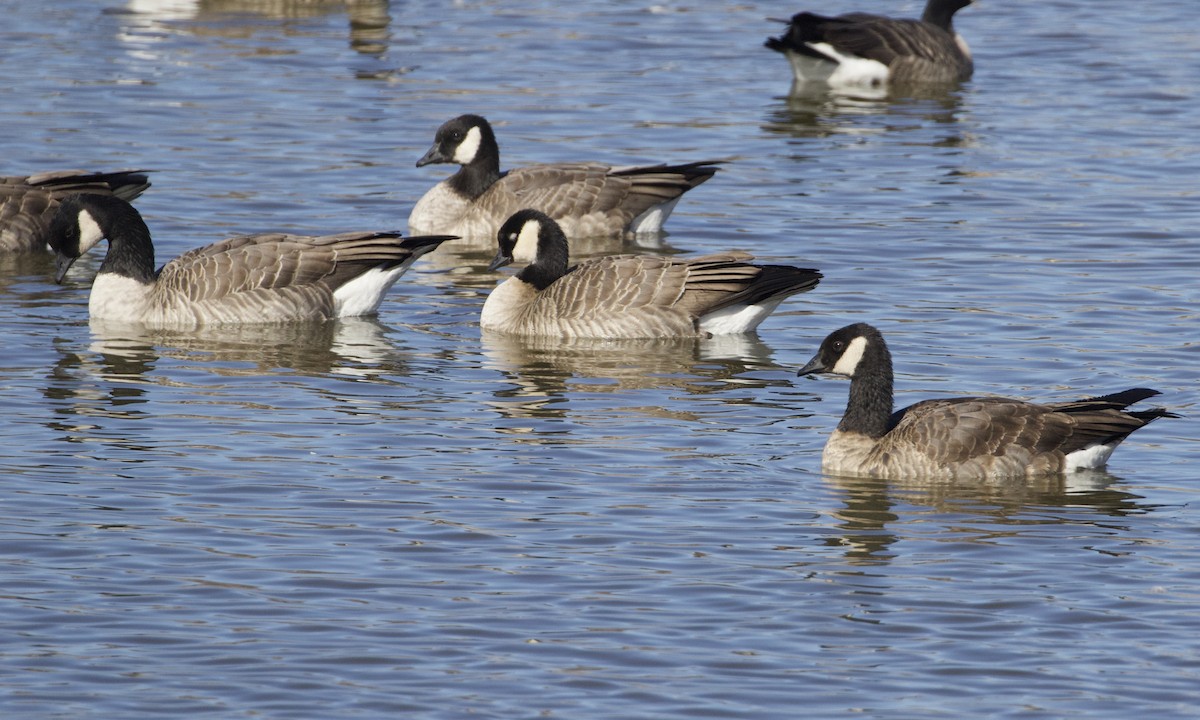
[77,209,106,253]
[511,219,542,264]
[831,335,868,376]
[453,126,482,164]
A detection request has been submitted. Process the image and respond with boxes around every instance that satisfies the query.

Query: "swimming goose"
[480,209,822,339]
[797,323,1175,479]
[49,193,455,328]
[1,169,151,252]
[765,0,974,90]
[409,114,721,240]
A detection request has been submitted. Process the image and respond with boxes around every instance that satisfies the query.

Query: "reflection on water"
[480,330,786,420]
[823,471,1151,564]
[120,0,392,56]
[763,86,968,140]
[81,316,405,377]
[5,0,1198,717]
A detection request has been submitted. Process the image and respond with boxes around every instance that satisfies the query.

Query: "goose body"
[765,0,973,90]
[409,114,720,240]
[797,323,1174,479]
[49,194,454,328]
[1,169,151,252]
[480,209,822,339]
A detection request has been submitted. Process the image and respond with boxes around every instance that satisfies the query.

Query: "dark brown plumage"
[1,169,151,252]
[409,114,721,240]
[798,323,1175,479]
[765,0,973,89]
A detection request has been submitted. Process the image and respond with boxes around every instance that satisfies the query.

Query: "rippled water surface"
[2,1,1198,718]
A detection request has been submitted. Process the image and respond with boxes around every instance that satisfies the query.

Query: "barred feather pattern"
[481,211,821,339]
[0,170,150,252]
[411,161,720,240]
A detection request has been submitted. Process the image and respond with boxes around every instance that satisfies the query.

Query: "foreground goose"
[765,0,973,90]
[49,194,455,328]
[409,114,720,240]
[797,323,1175,479]
[481,209,822,339]
[1,169,151,252]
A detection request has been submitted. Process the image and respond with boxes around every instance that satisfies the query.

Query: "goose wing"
[496,161,718,220]
[155,231,413,301]
[532,251,765,329]
[2,170,151,251]
[822,16,958,66]
[884,397,1080,466]
[885,391,1169,467]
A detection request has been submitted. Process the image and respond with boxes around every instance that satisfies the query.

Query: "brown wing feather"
[155,231,411,302]
[495,161,718,223]
[1,170,151,252]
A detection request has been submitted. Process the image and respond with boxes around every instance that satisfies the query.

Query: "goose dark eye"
[832,341,844,351]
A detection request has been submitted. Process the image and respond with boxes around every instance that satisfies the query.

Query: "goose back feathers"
[49,193,454,328]
[766,0,973,89]
[798,323,1175,479]
[1,169,151,252]
[480,209,822,339]
[409,114,720,240]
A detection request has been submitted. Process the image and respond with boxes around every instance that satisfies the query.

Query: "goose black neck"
[448,125,502,200]
[516,226,570,291]
[922,0,967,30]
[87,196,158,283]
[840,342,895,439]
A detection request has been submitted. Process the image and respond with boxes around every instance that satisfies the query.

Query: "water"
[1,1,1198,717]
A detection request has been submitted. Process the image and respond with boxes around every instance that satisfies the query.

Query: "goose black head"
[416,114,496,168]
[798,323,889,379]
[47,194,109,284]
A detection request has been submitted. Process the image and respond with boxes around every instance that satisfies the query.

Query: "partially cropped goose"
[409,114,720,240]
[765,0,974,90]
[49,193,455,328]
[797,323,1175,479]
[481,209,822,339]
[1,169,151,253]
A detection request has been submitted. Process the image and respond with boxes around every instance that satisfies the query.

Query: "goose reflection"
[120,0,393,57]
[763,87,967,142]
[822,470,1150,565]
[85,316,405,378]
[480,330,783,421]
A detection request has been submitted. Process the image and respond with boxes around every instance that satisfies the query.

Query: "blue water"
[1,1,1197,718]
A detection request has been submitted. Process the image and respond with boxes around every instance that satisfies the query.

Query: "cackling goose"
[765,0,973,90]
[409,114,720,240]
[1,169,151,253]
[49,193,455,328]
[797,323,1175,479]
[480,209,822,339]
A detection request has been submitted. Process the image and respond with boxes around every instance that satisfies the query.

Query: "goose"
[48,193,456,328]
[480,209,822,339]
[1,169,151,252]
[797,323,1175,479]
[765,0,974,90]
[409,114,721,240]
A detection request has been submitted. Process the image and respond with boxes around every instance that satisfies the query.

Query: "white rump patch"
[453,125,482,165]
[699,298,784,336]
[78,209,106,254]
[333,265,410,318]
[1064,443,1117,472]
[629,197,681,235]
[510,218,543,264]
[791,43,890,89]
[831,335,868,376]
